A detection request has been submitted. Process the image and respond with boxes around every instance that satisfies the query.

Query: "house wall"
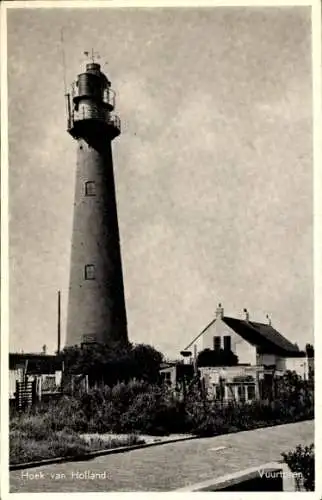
[201,318,257,365]
[159,366,177,386]
[285,357,308,378]
[9,369,23,399]
[9,369,63,400]
[276,357,286,371]
[186,314,298,376]
[199,366,260,402]
[256,354,287,371]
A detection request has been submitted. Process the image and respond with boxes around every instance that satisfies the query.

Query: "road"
[10,420,313,492]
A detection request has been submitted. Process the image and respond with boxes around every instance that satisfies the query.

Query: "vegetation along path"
[10,420,313,492]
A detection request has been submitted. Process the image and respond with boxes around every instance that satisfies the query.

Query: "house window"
[215,384,225,401]
[247,385,256,401]
[164,372,171,385]
[238,385,246,402]
[226,385,234,401]
[224,335,231,352]
[85,264,95,280]
[85,181,96,196]
[213,336,221,351]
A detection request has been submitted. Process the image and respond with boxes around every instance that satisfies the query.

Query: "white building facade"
[183,304,308,403]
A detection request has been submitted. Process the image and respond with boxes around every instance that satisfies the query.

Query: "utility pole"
[57,290,61,354]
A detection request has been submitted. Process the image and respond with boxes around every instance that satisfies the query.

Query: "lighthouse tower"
[65,56,128,347]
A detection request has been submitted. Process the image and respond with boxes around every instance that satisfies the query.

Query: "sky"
[7,6,313,358]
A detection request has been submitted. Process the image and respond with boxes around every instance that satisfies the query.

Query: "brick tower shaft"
[65,60,128,347]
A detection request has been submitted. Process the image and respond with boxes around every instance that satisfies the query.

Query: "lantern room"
[66,61,120,140]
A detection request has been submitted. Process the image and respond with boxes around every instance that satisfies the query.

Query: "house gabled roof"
[222,317,305,357]
[184,314,305,358]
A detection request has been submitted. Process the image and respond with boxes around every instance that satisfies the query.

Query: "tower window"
[85,181,96,196]
[85,264,95,280]
[213,336,221,351]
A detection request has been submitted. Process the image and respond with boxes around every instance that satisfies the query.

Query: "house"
[159,361,195,396]
[198,365,259,403]
[9,351,63,406]
[181,304,306,402]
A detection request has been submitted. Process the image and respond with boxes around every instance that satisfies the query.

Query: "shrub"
[281,443,314,491]
[10,415,53,441]
[11,434,57,464]
[11,372,313,443]
[119,391,167,434]
[197,348,238,367]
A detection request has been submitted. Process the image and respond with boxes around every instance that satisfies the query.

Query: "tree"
[130,344,164,382]
[60,341,164,387]
[197,348,238,367]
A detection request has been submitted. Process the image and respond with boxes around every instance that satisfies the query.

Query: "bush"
[11,373,314,448]
[10,415,51,440]
[197,348,238,367]
[281,443,314,491]
[119,389,187,435]
[185,394,313,438]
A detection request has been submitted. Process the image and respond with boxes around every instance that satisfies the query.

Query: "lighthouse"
[65,56,128,347]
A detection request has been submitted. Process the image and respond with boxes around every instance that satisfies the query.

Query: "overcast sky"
[7,6,313,357]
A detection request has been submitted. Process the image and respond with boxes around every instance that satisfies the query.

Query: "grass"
[10,415,145,465]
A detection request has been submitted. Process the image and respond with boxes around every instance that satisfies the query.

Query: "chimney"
[243,308,250,321]
[266,314,272,326]
[42,344,47,355]
[215,303,224,319]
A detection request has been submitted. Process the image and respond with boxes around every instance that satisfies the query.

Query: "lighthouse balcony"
[108,114,121,131]
[68,106,121,140]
